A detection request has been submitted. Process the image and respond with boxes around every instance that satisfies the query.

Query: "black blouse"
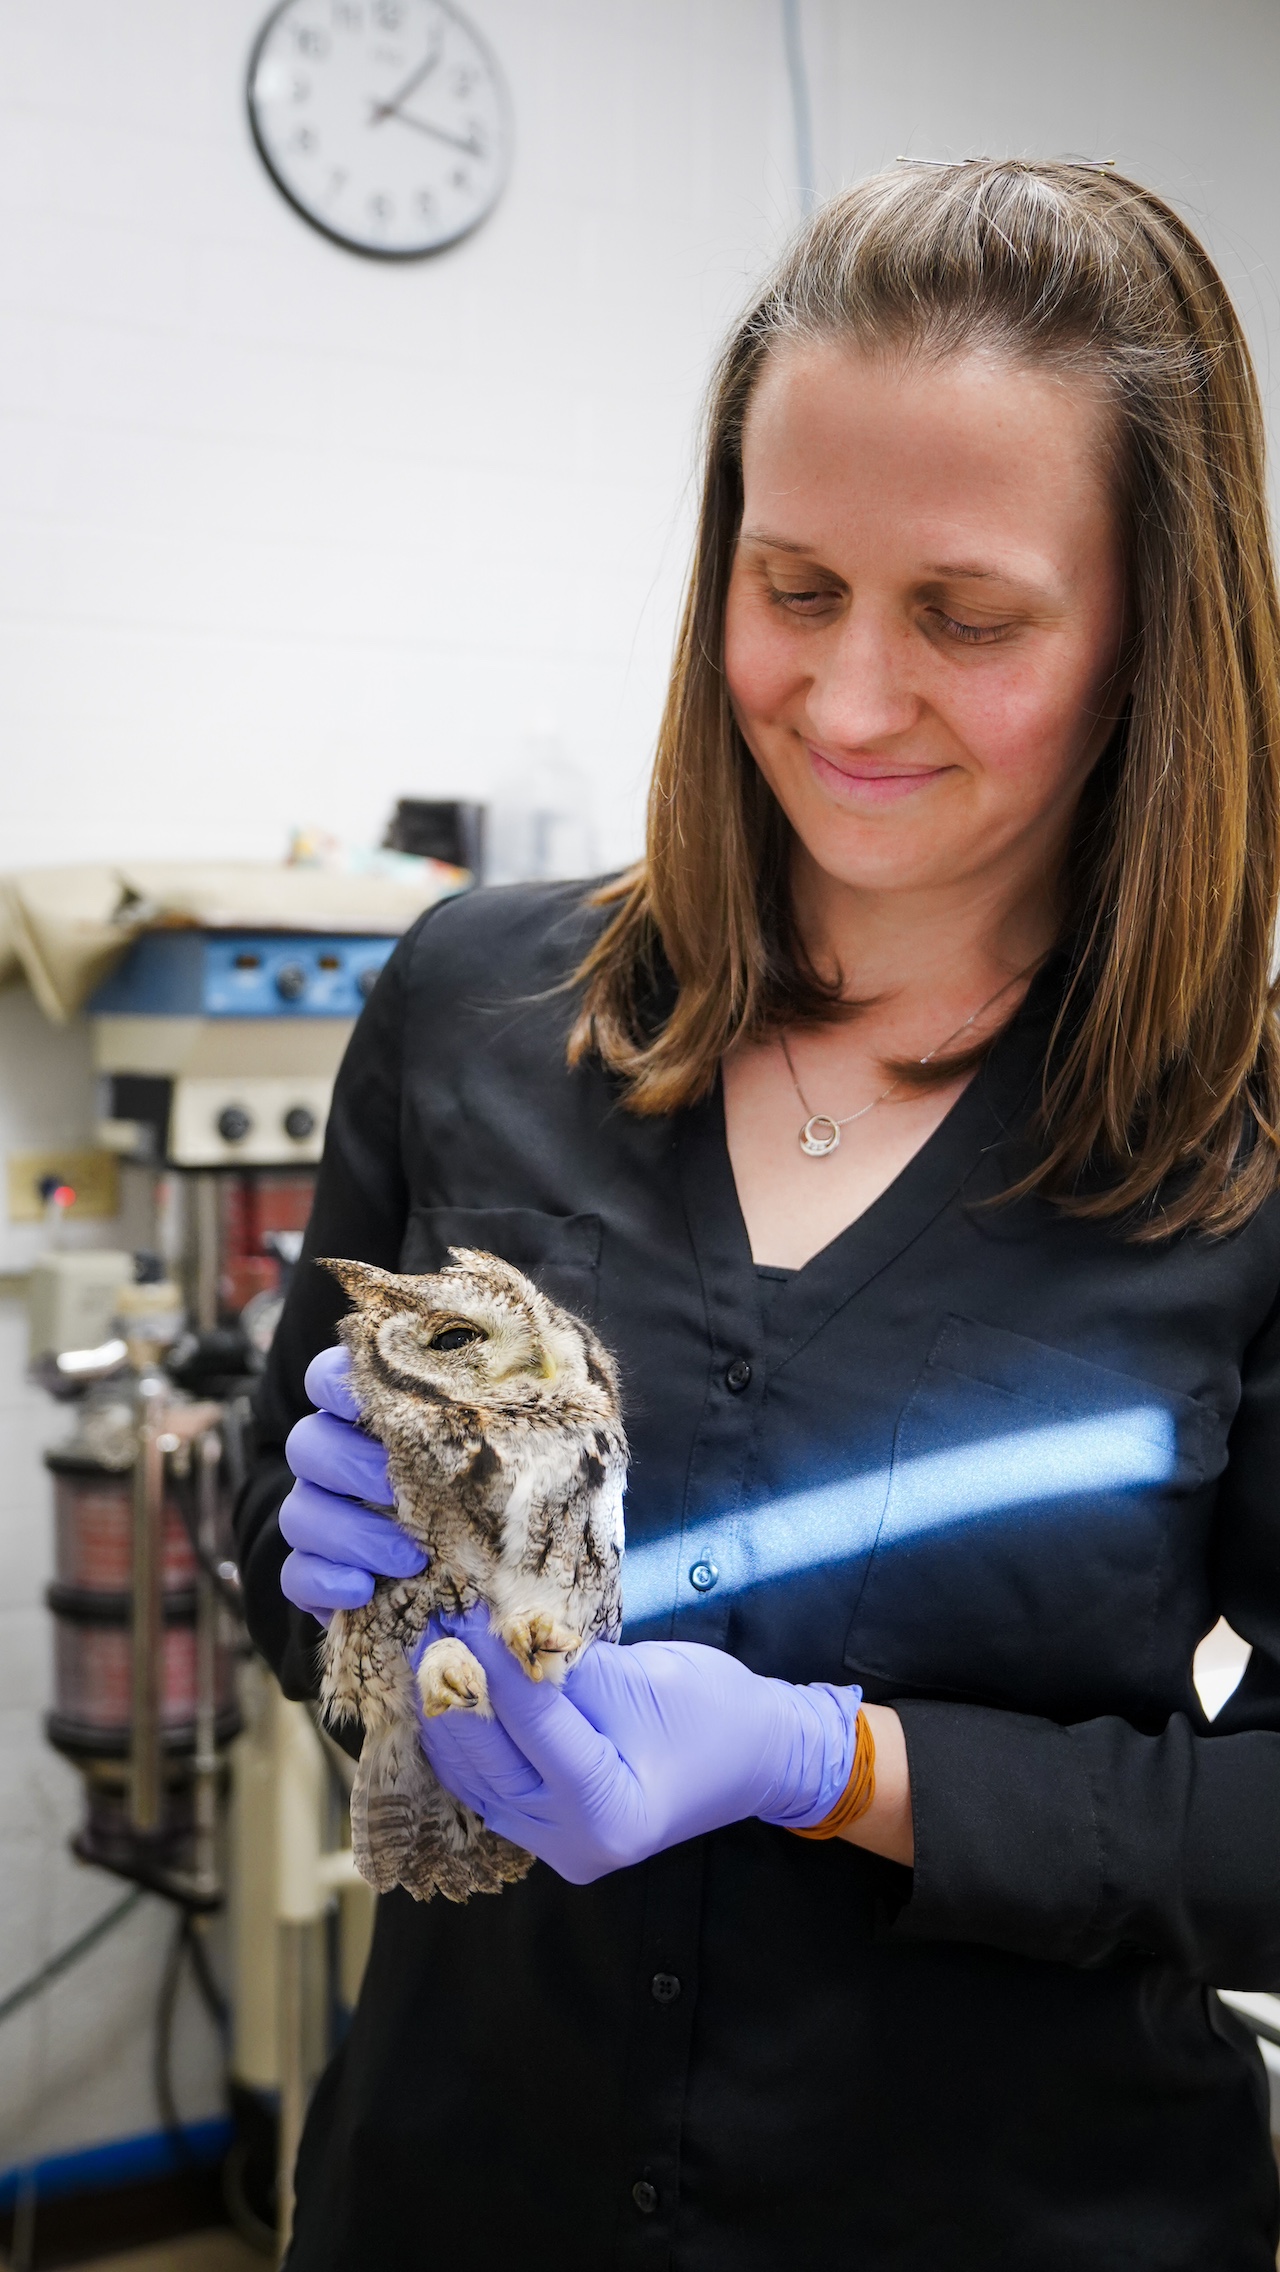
[237,881,1280,2272]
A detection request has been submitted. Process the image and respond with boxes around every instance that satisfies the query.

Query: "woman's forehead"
[738,341,1116,581]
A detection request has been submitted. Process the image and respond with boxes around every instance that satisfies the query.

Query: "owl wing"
[521,1431,626,1646]
[577,1444,626,1641]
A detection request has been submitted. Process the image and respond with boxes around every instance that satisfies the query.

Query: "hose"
[152,1909,231,2154]
[152,1909,190,2149]
[0,1887,143,2030]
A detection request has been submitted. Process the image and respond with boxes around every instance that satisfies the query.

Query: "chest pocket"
[842,1314,1214,1719]
[398,1205,602,1323]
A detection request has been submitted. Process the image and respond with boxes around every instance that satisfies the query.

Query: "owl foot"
[499,1611,584,1682]
[416,1636,493,1719]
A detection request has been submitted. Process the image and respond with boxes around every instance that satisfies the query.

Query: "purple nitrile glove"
[279,1345,427,1624]
[415,1605,861,1884]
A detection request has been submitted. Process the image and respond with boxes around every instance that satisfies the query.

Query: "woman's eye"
[428,1325,484,1352]
[931,609,1012,646]
[767,583,836,615]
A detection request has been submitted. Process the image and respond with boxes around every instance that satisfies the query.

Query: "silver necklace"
[779,966,1034,1158]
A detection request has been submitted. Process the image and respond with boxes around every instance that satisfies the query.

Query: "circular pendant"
[800,1115,841,1157]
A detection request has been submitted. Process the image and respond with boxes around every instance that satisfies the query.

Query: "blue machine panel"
[88,930,397,1018]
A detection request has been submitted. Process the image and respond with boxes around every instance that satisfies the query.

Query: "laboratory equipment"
[89,928,395,1170]
[383,797,487,876]
[27,1250,132,1364]
[43,922,391,2245]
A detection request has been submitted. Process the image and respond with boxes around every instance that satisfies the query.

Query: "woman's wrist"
[756,1677,863,1830]
[835,1703,913,1865]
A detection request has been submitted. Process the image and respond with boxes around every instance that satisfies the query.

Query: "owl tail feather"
[349,1727,440,1896]
[349,1725,535,1904]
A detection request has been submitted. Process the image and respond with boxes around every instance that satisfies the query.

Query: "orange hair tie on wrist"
[789,1709,876,1840]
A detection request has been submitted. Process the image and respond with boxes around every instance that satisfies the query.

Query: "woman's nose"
[803,608,920,748]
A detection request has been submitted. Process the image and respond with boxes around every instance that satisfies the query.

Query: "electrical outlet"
[7,1149,121,1222]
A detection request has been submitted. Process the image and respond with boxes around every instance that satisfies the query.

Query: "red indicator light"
[53,1185,76,1209]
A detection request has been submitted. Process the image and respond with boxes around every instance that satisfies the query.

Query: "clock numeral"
[291,126,319,153]
[453,68,477,96]
[450,167,470,191]
[368,192,393,221]
[331,1,362,27]
[415,188,436,216]
[326,168,349,200]
[293,24,330,58]
[373,0,404,27]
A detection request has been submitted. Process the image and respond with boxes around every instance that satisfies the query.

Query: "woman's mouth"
[805,741,952,804]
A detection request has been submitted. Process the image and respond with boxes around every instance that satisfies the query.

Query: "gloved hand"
[416,1605,861,1882]
[279,1346,427,1622]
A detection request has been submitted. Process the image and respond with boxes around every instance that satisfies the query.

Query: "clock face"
[247,0,510,260]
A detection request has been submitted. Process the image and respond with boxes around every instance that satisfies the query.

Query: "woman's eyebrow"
[741,530,1059,601]
[738,528,817,554]
[925,560,1001,580]
[925,559,1065,601]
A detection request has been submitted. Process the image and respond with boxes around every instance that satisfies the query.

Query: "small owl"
[316,1249,627,1904]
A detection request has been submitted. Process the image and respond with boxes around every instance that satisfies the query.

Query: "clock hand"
[368,30,444,125]
[378,109,484,158]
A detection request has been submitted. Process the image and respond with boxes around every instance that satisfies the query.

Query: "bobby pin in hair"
[895,155,1117,171]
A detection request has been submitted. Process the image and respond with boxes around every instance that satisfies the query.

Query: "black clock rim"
[245,0,512,264]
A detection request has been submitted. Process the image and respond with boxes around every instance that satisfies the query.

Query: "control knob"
[275,962,308,1002]
[217,1105,252,1143]
[283,1105,316,1141]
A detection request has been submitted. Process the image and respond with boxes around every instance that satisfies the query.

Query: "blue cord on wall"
[781,0,816,215]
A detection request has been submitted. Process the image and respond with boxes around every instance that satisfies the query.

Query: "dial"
[247,0,510,260]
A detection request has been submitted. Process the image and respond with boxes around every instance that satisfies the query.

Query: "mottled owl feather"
[315,1248,627,1904]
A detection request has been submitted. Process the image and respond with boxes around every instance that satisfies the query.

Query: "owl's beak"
[488,1330,557,1384]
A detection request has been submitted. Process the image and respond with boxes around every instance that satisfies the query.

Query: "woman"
[238,160,1280,2268]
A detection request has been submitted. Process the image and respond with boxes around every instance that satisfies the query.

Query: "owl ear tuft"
[317,1258,403,1307]
[445,1246,531,1296]
[444,1246,500,1275]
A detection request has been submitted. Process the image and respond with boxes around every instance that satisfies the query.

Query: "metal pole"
[275,1700,326,2262]
[192,1427,222,1904]
[129,1381,167,1834]
[194,1171,220,1333]
[276,1918,306,2263]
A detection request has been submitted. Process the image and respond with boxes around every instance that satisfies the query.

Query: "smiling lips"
[806,740,952,803]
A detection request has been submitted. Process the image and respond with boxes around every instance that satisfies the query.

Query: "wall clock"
[247,0,510,260]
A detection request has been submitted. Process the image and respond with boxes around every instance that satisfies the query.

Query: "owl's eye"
[428,1324,484,1353]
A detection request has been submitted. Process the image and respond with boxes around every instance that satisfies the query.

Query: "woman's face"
[723,342,1129,912]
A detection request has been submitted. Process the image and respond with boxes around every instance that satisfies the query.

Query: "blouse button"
[651,1971,682,2003]
[726,1358,752,1392]
[689,1559,719,1593]
[632,2180,658,2214]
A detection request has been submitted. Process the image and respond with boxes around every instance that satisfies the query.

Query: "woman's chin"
[793,841,964,900]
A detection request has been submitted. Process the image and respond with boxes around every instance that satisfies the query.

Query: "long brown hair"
[569,159,1280,1237]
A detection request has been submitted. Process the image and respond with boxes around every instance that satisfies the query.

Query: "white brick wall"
[0,0,808,877]
[3,0,1280,2179]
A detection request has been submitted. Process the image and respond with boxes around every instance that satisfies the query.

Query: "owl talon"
[417,1637,493,1719]
[499,1612,584,1681]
